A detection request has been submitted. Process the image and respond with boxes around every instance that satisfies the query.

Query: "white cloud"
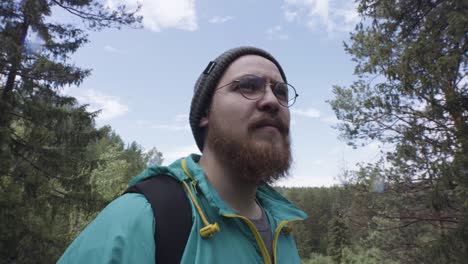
[136,119,152,126]
[136,115,190,131]
[283,0,359,33]
[321,115,339,124]
[291,107,321,118]
[312,159,324,165]
[106,0,197,32]
[25,30,45,54]
[275,174,337,187]
[104,45,122,53]
[151,124,190,131]
[333,6,359,26]
[284,9,299,22]
[266,25,289,40]
[175,114,189,122]
[367,141,381,151]
[209,16,234,24]
[162,144,200,164]
[73,89,129,121]
[459,74,467,87]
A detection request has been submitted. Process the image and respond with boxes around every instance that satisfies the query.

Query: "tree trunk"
[0,12,29,176]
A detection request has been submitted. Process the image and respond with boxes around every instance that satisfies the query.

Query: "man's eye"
[239,78,262,93]
[274,84,289,98]
[241,82,258,91]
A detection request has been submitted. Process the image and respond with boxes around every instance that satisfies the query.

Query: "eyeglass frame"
[214,74,299,107]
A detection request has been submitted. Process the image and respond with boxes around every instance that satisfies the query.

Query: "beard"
[205,114,292,185]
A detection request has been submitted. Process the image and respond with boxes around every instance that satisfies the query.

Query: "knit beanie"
[189,46,287,152]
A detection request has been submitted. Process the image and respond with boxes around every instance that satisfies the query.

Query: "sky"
[49,0,383,187]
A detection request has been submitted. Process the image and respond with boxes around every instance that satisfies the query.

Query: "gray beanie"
[189,46,287,152]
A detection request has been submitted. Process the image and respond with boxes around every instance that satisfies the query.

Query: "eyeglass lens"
[237,75,295,107]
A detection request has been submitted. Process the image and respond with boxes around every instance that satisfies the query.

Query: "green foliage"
[340,246,391,264]
[65,128,151,242]
[144,147,165,167]
[279,186,349,257]
[1,1,464,263]
[0,100,105,263]
[88,127,148,201]
[302,253,334,264]
[328,0,468,263]
[327,214,349,263]
[302,246,389,264]
[0,1,142,262]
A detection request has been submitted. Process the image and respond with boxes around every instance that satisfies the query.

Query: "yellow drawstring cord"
[181,159,220,239]
[181,158,198,194]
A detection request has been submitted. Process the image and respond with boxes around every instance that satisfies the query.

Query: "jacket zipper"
[272,219,303,264]
[223,215,304,264]
[223,214,272,264]
[180,159,305,263]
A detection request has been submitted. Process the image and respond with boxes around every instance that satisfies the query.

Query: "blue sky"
[55,0,382,187]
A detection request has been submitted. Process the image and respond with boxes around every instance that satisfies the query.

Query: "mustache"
[249,117,289,136]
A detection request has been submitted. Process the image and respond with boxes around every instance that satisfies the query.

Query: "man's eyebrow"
[265,76,284,84]
[232,73,282,82]
[269,78,282,84]
[231,73,254,80]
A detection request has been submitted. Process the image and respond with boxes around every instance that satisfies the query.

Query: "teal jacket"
[58,154,307,264]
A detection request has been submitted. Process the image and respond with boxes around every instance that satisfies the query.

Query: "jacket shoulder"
[58,193,155,264]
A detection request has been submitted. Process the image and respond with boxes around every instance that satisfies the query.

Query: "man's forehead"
[223,55,284,82]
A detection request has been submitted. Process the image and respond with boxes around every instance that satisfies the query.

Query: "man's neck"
[198,148,262,219]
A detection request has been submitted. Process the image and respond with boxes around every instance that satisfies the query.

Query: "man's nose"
[257,85,280,113]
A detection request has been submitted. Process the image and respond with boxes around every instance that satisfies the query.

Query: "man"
[58,46,307,263]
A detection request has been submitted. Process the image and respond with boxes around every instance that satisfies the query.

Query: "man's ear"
[199,117,208,128]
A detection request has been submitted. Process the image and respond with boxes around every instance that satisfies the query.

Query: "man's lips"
[257,125,281,135]
[250,118,289,136]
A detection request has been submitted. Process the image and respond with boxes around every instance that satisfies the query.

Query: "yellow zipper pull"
[180,159,220,239]
[200,223,220,238]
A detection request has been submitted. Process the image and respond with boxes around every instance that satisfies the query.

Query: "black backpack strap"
[124,175,192,264]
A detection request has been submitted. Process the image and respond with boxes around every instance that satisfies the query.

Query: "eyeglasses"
[216,74,298,107]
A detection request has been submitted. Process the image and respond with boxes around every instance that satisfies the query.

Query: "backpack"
[124,175,192,264]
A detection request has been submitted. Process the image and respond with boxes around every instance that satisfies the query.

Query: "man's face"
[200,55,292,184]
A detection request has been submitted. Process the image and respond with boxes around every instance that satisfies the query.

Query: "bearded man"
[59,46,307,264]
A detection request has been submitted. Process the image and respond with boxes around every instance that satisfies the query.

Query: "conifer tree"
[329,0,467,262]
[327,213,349,263]
[0,1,141,262]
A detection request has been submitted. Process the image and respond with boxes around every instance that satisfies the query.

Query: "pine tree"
[0,1,141,262]
[327,213,349,263]
[329,0,467,262]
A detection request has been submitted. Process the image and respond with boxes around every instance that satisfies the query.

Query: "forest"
[0,0,466,263]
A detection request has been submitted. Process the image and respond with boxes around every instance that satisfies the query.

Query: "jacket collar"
[130,154,307,221]
[176,154,308,221]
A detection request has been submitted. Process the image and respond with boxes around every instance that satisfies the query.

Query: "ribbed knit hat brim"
[189,46,287,152]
